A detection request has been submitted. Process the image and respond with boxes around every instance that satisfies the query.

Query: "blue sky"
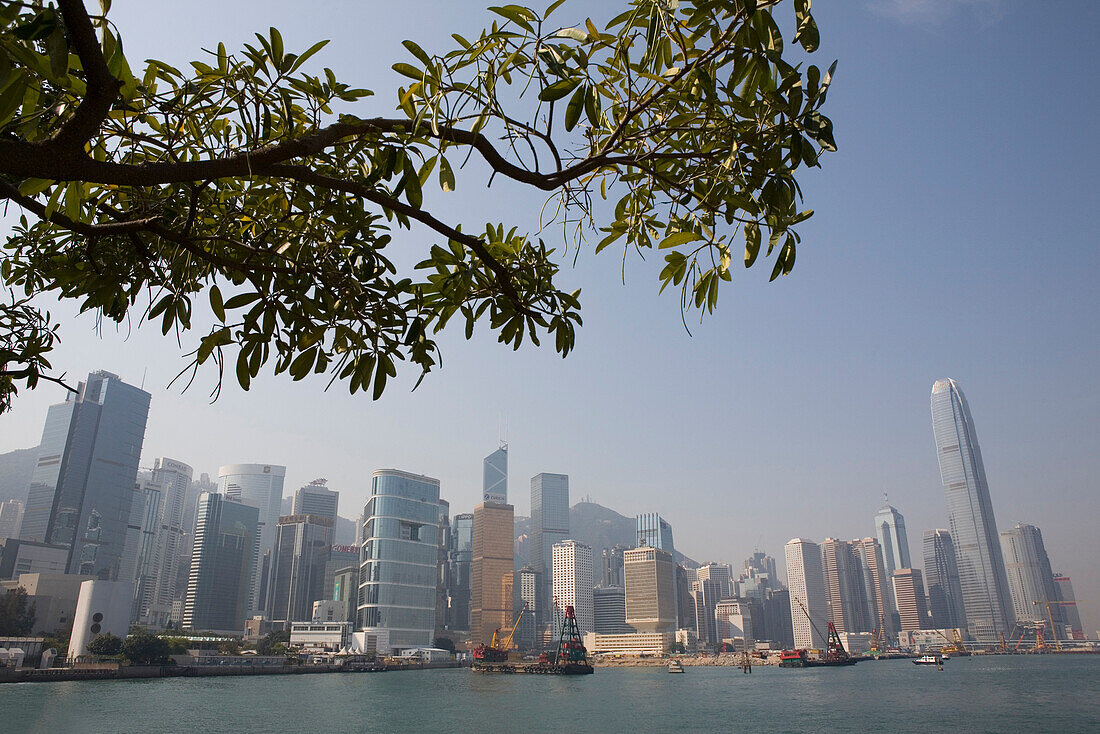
[2,1,1097,633]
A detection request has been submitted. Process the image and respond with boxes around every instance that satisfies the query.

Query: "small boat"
[913,654,943,665]
[668,659,685,673]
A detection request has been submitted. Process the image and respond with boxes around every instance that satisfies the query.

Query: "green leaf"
[584,85,601,127]
[224,292,261,310]
[659,231,701,249]
[269,27,284,67]
[392,62,424,81]
[564,83,586,131]
[402,40,433,67]
[744,222,760,267]
[539,78,580,102]
[236,351,251,391]
[209,285,225,322]
[487,6,535,34]
[404,168,423,209]
[555,28,588,42]
[438,156,455,193]
[289,39,330,72]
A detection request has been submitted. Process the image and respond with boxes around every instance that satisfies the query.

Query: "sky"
[1,1,1098,634]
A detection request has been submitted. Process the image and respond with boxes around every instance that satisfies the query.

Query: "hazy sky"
[2,1,1097,633]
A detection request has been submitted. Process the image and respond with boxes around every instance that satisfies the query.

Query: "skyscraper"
[267,514,334,624]
[447,513,473,631]
[854,537,897,637]
[715,599,754,647]
[514,566,539,648]
[1000,523,1061,630]
[19,371,151,579]
[483,443,508,504]
[357,470,440,649]
[182,492,260,633]
[0,499,24,539]
[623,546,676,633]
[292,480,339,521]
[693,563,733,647]
[892,568,930,631]
[744,551,777,581]
[821,538,872,634]
[785,538,828,649]
[217,464,286,617]
[552,540,593,635]
[470,500,514,645]
[636,513,675,553]
[134,458,194,628]
[874,502,911,577]
[531,472,569,625]
[19,374,150,581]
[1052,573,1084,639]
[601,546,626,588]
[593,585,632,634]
[923,529,967,630]
[125,478,162,622]
[931,378,1015,642]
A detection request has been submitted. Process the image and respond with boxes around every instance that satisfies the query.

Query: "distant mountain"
[0,446,38,503]
[513,501,697,569]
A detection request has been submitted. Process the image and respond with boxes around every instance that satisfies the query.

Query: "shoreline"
[0,660,463,685]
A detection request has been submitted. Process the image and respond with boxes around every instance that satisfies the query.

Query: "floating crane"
[473,603,528,663]
[1032,599,1085,651]
[781,596,856,667]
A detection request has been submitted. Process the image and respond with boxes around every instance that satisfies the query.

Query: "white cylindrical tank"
[67,579,136,660]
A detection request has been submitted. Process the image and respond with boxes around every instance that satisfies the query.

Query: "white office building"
[785,538,828,649]
[552,540,594,635]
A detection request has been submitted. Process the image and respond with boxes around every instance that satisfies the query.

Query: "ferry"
[668,660,685,673]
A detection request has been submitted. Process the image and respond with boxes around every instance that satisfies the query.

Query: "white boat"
[668,660,685,673]
[913,654,943,665]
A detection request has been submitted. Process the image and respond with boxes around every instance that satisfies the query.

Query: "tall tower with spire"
[931,378,1015,642]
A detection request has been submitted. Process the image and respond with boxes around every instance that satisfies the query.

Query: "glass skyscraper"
[20,371,150,580]
[1000,523,1061,629]
[531,472,569,624]
[874,502,911,577]
[217,464,286,617]
[636,513,675,554]
[482,444,508,504]
[267,513,334,623]
[923,529,967,630]
[931,378,1015,642]
[182,492,260,632]
[357,469,440,649]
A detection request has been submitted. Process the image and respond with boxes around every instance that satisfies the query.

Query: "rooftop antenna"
[140,367,147,391]
[883,491,889,506]
[499,413,508,450]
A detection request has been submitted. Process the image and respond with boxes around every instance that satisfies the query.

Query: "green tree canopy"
[0,587,36,635]
[0,0,835,410]
[256,628,291,655]
[121,631,172,664]
[85,631,123,656]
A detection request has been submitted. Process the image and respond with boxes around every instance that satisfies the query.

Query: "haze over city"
[2,0,1098,644]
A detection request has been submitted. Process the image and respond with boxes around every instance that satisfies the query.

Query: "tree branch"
[51,0,122,151]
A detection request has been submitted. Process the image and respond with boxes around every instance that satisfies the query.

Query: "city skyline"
[2,380,1094,636]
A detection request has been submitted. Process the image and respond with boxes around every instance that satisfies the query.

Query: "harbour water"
[3,655,1098,733]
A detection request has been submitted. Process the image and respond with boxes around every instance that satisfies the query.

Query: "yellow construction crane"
[933,628,969,656]
[1032,599,1086,651]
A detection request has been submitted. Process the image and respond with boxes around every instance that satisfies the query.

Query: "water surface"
[3,655,1098,733]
